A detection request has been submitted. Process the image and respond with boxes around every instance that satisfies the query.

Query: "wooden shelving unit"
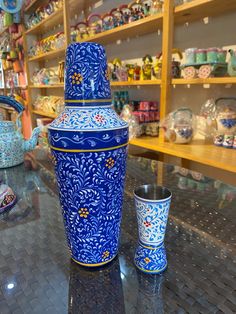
[130,137,236,173]
[111,80,161,87]
[23,0,236,176]
[32,110,57,119]
[25,7,63,35]
[172,77,236,85]
[29,84,64,89]
[28,48,66,62]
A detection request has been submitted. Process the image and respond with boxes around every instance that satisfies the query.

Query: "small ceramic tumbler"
[134,184,172,274]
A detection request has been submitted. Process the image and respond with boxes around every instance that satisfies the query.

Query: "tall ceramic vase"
[48,42,128,267]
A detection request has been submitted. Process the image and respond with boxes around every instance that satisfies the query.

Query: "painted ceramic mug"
[134,184,172,274]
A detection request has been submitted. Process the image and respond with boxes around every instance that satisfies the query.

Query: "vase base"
[134,242,167,274]
[71,254,117,268]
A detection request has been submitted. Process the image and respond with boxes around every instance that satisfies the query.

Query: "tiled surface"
[0,153,235,314]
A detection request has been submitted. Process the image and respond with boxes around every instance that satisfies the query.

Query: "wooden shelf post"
[160,0,174,141]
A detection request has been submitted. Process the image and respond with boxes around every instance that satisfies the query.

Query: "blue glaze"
[134,188,171,274]
[0,96,40,169]
[48,42,128,267]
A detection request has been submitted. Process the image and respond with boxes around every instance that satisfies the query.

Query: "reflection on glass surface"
[0,153,235,313]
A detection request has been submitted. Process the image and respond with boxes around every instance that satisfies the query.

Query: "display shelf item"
[25,7,63,35]
[28,47,65,62]
[79,12,163,45]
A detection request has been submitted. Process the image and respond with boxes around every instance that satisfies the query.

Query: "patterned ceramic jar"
[48,43,129,267]
[134,184,172,274]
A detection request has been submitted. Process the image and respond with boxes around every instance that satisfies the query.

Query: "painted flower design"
[94,114,105,124]
[102,251,110,259]
[78,207,89,218]
[71,72,83,85]
[106,157,115,169]
[58,113,68,122]
[144,221,151,227]
[144,257,151,264]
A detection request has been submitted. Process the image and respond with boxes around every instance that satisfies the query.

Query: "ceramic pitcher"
[48,42,129,267]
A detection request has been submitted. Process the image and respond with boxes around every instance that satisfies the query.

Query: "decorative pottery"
[0,182,17,214]
[134,184,172,274]
[48,42,129,267]
[0,96,40,169]
[214,97,236,149]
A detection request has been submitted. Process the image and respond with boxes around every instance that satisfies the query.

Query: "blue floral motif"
[65,43,111,101]
[51,146,128,265]
[49,129,128,150]
[134,243,167,274]
[49,107,127,131]
[135,197,171,247]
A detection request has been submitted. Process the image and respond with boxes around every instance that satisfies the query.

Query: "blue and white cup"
[134,184,172,274]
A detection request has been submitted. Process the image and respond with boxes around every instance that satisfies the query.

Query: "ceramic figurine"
[126,64,135,81]
[112,58,128,81]
[141,54,153,80]
[134,184,172,274]
[0,96,40,168]
[48,43,129,267]
[140,0,153,16]
[134,64,141,80]
[152,52,162,79]
[150,0,163,14]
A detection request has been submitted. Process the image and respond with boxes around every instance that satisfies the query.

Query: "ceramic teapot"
[0,96,40,168]
[228,49,236,77]
[213,97,236,148]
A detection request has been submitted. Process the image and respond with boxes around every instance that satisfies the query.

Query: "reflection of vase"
[134,185,172,274]
[136,270,164,314]
[48,43,128,267]
[68,258,125,313]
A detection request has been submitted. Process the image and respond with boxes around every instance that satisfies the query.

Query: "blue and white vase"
[48,42,128,267]
[134,184,172,274]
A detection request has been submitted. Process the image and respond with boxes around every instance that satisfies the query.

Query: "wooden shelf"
[28,48,65,62]
[172,77,236,85]
[24,0,48,14]
[33,110,57,119]
[111,80,161,87]
[130,137,236,173]
[79,13,163,45]
[175,0,236,25]
[0,27,8,36]
[29,84,64,89]
[25,8,63,35]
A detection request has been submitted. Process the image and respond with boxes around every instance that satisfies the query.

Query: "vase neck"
[65,99,112,108]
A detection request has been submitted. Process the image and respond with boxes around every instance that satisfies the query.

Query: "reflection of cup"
[134,184,172,274]
[137,270,164,314]
[68,258,125,313]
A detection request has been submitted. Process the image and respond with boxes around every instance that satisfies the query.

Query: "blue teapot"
[0,96,40,168]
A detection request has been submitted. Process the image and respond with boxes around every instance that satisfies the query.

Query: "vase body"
[48,42,128,267]
[134,185,171,274]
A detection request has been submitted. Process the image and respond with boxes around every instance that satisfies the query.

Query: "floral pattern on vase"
[48,42,128,267]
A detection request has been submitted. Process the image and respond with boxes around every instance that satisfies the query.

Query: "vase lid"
[64,42,111,106]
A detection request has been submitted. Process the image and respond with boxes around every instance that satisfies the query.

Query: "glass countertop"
[0,150,235,314]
